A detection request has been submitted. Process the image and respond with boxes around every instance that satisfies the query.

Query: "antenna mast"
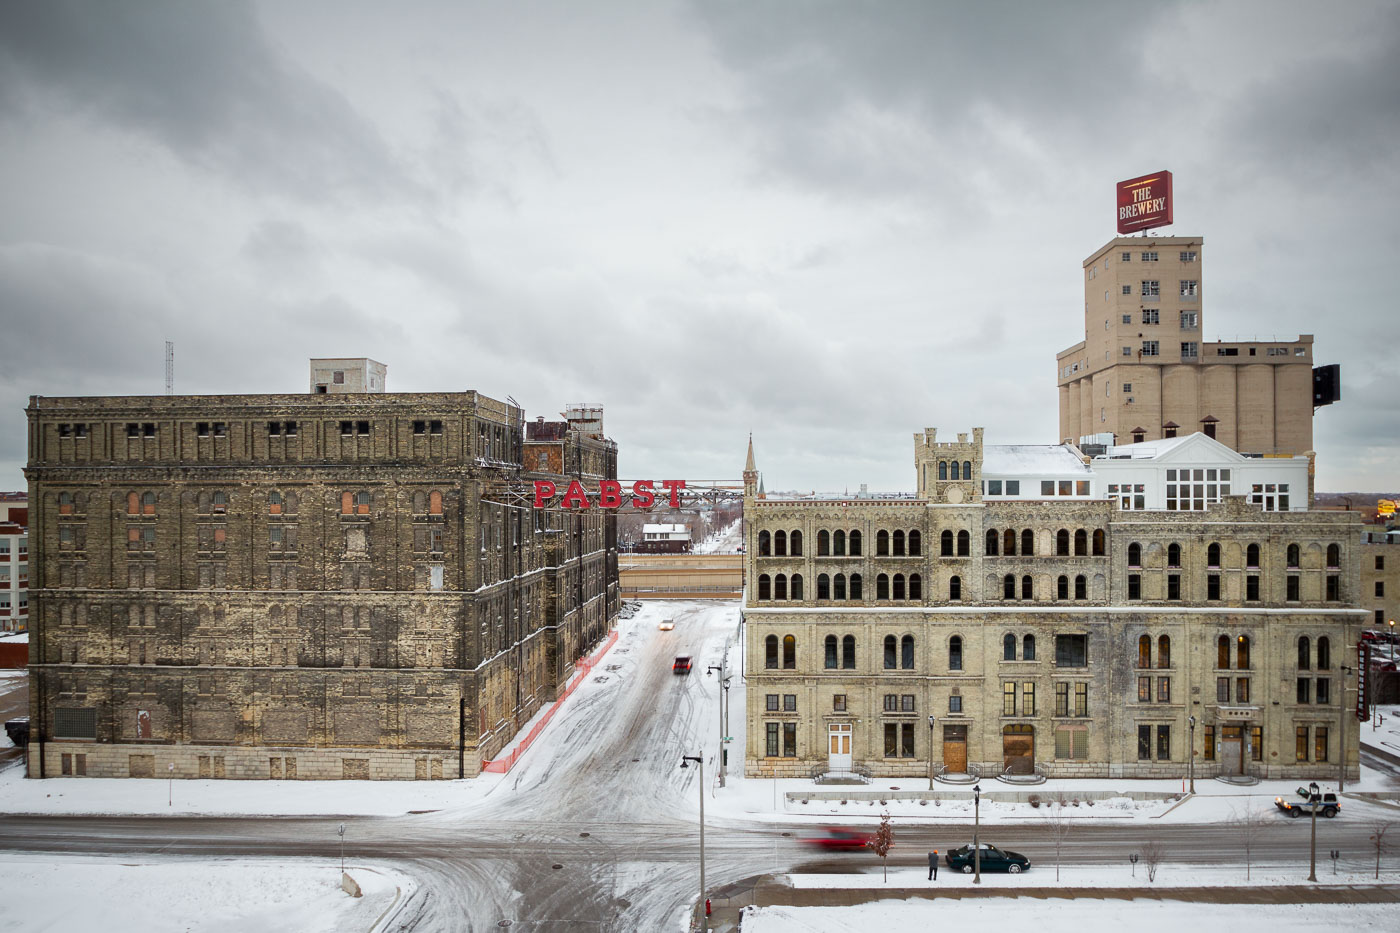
[165,341,174,395]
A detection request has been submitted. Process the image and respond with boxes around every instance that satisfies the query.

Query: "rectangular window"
[1157,724,1171,760]
[1141,340,1159,356]
[1207,574,1221,601]
[1128,574,1141,600]
[1315,726,1329,762]
[1122,314,1132,324]
[1181,342,1198,359]
[1142,251,1157,262]
[1180,250,1197,262]
[1180,280,1198,297]
[948,695,962,713]
[1167,574,1181,600]
[1137,725,1152,760]
[1157,677,1171,703]
[766,723,779,756]
[901,723,915,758]
[1058,480,1072,495]
[783,694,796,711]
[1251,726,1263,761]
[987,480,1002,495]
[782,722,797,757]
[1180,311,1198,329]
[1138,676,1151,702]
[1074,682,1088,717]
[53,708,98,739]
[1021,683,1035,716]
[1246,575,1260,601]
[902,694,915,712]
[1141,280,1159,297]
[833,694,846,712]
[1003,682,1016,716]
[1326,575,1340,601]
[1122,251,1131,261]
[1316,678,1330,704]
[1142,308,1159,324]
[1297,678,1310,704]
[1055,634,1088,668]
[1005,480,1019,495]
[1055,682,1069,716]
[1123,346,1132,356]
[1287,576,1300,601]
[1377,556,1385,571]
[1377,581,1385,597]
[884,723,898,758]
[885,694,898,712]
[1041,480,1055,496]
[1236,678,1250,704]
[766,694,779,711]
[1217,677,1230,703]
[1123,383,1133,393]
[1121,285,1132,295]
[1296,725,1309,761]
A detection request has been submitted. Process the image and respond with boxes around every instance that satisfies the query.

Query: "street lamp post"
[681,755,706,918]
[1339,665,1351,793]
[927,715,937,791]
[1188,716,1196,794]
[337,822,346,874]
[973,783,982,884]
[707,665,729,787]
[1307,780,1320,882]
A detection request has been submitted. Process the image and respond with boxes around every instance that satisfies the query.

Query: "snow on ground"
[744,899,1399,933]
[1361,704,1400,759]
[0,853,412,933]
[783,861,1400,888]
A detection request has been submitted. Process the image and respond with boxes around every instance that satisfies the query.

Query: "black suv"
[946,843,1031,873]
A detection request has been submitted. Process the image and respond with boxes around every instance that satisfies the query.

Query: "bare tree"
[1371,821,1395,880]
[1229,799,1269,881]
[1042,796,1074,881]
[867,811,894,882]
[1142,841,1165,883]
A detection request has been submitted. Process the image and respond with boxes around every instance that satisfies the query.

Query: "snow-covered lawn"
[0,854,412,933]
[1360,703,1400,758]
[743,898,1399,933]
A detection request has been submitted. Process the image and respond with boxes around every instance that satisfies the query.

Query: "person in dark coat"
[928,850,939,880]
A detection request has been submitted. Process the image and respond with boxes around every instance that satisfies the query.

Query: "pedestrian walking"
[928,850,939,880]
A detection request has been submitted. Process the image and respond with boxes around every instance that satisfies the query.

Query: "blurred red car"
[803,827,871,851]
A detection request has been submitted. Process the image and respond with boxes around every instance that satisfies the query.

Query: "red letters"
[532,480,556,508]
[631,480,655,509]
[598,480,622,508]
[661,479,686,508]
[561,480,590,509]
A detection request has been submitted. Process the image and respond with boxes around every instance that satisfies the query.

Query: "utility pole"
[681,755,706,920]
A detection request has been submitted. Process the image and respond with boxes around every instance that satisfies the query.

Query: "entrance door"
[828,724,852,771]
[1002,724,1034,774]
[943,724,968,774]
[1221,724,1244,775]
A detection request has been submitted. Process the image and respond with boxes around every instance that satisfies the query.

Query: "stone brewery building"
[25,361,619,780]
[742,429,1364,782]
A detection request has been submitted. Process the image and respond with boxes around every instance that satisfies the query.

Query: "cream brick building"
[1057,236,1319,455]
[742,429,1363,782]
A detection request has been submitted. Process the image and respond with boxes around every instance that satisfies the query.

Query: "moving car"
[803,827,871,851]
[672,656,692,674]
[1275,787,1340,818]
[658,619,675,631]
[945,843,1031,874]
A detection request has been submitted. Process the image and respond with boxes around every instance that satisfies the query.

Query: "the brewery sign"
[1116,170,1173,234]
[533,479,686,509]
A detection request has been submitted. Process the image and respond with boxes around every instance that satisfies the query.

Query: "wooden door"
[1221,724,1243,775]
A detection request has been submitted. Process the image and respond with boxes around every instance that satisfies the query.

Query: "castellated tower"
[914,427,984,503]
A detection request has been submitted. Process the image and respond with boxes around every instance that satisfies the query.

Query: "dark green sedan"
[946,843,1031,873]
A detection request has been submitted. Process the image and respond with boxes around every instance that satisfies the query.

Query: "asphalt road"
[2,609,1399,931]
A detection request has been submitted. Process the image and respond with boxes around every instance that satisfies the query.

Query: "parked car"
[5,716,29,747]
[946,843,1031,873]
[672,656,692,674]
[803,827,871,851]
[1275,787,1340,818]
[658,619,675,631]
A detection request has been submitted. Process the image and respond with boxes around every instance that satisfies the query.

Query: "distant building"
[0,493,27,633]
[1361,527,1400,632]
[1056,236,1325,456]
[635,523,693,554]
[309,358,386,394]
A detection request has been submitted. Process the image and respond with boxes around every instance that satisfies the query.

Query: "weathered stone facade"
[743,429,1364,782]
[26,389,618,779]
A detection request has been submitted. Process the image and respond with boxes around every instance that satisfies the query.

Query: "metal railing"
[809,763,874,785]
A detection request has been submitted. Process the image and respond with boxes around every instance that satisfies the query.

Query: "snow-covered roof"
[1096,432,1247,462]
[642,523,690,535]
[981,444,1088,476]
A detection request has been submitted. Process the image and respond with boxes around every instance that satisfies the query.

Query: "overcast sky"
[1,1,1396,495]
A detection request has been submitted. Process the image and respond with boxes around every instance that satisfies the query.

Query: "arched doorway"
[1002,724,1035,774]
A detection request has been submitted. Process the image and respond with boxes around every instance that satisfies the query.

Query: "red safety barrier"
[483,629,618,773]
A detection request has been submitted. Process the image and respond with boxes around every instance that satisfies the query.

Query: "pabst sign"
[533,479,685,509]
[1116,171,1173,234]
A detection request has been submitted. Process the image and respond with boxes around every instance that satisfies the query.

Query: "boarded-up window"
[54,707,97,739]
[429,491,443,515]
[341,491,354,514]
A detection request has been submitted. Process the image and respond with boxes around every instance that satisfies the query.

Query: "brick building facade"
[25,379,618,780]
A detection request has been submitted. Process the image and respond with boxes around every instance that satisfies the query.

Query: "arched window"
[957,530,970,556]
[893,530,905,556]
[1003,574,1016,599]
[1128,543,1141,567]
[841,635,855,669]
[790,530,803,556]
[834,573,847,600]
[1003,633,1016,661]
[1074,575,1086,600]
[58,492,74,514]
[774,574,787,600]
[902,635,915,669]
[1217,635,1230,669]
[1056,529,1070,556]
[884,635,897,669]
[850,573,863,599]
[774,530,787,556]
[269,491,284,515]
[1297,636,1311,670]
[1074,529,1087,556]
[1158,635,1170,669]
[429,490,443,515]
[1021,529,1034,556]
[876,573,890,600]
[1326,543,1340,568]
[877,530,890,556]
[908,530,921,555]
[758,574,771,600]
[783,635,796,669]
[1237,635,1250,670]
[1022,575,1033,599]
[1208,543,1221,568]
[818,530,830,556]
[1004,529,1016,556]
[985,529,999,556]
[949,635,963,670]
[893,574,906,600]
[1092,529,1105,556]
[141,491,157,515]
[1246,543,1259,568]
[765,635,779,669]
[817,574,830,600]
[1138,634,1151,668]
[1167,543,1181,568]
[758,531,771,556]
[1286,543,1299,568]
[824,635,838,669]
[909,574,922,600]
[209,491,227,513]
[1023,634,1036,661]
[352,491,370,515]
[849,530,862,555]
[128,491,140,515]
[833,530,846,556]
[950,461,960,480]
[1317,636,1331,670]
[963,460,971,478]
[1057,575,1069,600]
[942,530,955,556]
[791,574,803,600]
[938,461,948,480]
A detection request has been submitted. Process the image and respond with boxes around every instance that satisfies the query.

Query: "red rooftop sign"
[533,479,685,509]
[1116,171,1173,234]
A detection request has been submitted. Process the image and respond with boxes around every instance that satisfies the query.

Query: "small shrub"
[919,799,929,807]
[1086,799,1095,807]
[1029,793,1042,809]
[1072,798,1081,807]
[879,799,888,806]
